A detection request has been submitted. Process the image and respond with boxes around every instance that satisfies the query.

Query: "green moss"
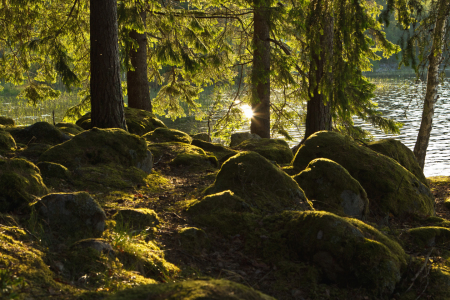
[368,138,427,186]
[37,161,71,180]
[143,127,192,144]
[0,232,75,298]
[55,122,85,135]
[191,132,210,141]
[106,279,275,300]
[17,143,52,161]
[170,153,218,169]
[233,138,294,164]
[292,131,435,217]
[76,107,166,135]
[293,158,369,219]
[6,122,70,145]
[262,211,407,295]
[187,190,259,235]
[408,226,450,248]
[191,139,238,163]
[113,208,160,231]
[205,152,313,213]
[0,158,48,213]
[144,171,172,193]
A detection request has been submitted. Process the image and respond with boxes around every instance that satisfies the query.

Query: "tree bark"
[90,0,127,130]
[414,3,447,170]
[250,0,271,139]
[127,7,152,112]
[304,6,333,140]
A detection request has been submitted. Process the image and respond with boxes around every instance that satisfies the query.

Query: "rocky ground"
[1,109,450,300]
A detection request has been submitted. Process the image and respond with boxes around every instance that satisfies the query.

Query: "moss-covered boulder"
[0,158,48,212]
[148,142,218,170]
[292,131,434,217]
[178,227,210,253]
[37,161,71,180]
[76,107,166,135]
[368,138,427,186]
[17,143,52,162]
[7,121,71,145]
[230,132,261,147]
[191,139,238,164]
[143,127,192,144]
[71,238,114,254]
[408,226,450,248]
[187,190,258,235]
[113,208,160,230]
[0,128,16,152]
[293,158,369,219]
[233,138,293,164]
[40,128,151,171]
[205,152,312,213]
[263,211,407,295]
[55,122,85,136]
[107,279,275,300]
[191,132,210,142]
[34,192,106,239]
[0,116,15,126]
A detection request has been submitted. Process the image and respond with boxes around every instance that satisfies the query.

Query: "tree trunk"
[304,7,333,140]
[127,7,152,112]
[250,0,271,138]
[90,0,127,130]
[414,4,447,170]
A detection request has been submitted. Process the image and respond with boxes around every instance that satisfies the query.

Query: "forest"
[2,0,450,299]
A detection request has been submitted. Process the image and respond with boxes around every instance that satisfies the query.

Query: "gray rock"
[230,132,261,147]
[35,192,106,238]
[71,238,114,254]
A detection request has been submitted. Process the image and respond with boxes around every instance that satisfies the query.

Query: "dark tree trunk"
[414,1,447,170]
[127,8,152,112]
[250,0,271,139]
[304,9,333,140]
[90,0,127,130]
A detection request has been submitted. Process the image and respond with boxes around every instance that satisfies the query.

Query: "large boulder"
[293,158,369,219]
[38,128,153,190]
[143,127,192,144]
[233,138,293,164]
[0,116,15,126]
[191,139,238,164]
[292,131,434,217]
[205,152,312,213]
[113,208,160,231]
[148,142,218,170]
[0,129,16,153]
[7,122,71,145]
[76,107,166,135]
[0,158,48,212]
[34,192,106,239]
[230,132,261,147]
[55,122,85,136]
[263,211,407,295]
[17,143,52,162]
[39,127,152,172]
[106,279,275,300]
[367,138,427,186]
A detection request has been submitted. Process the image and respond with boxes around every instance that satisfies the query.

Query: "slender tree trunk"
[304,7,333,140]
[414,4,447,170]
[90,0,127,130]
[250,0,271,138]
[127,7,152,112]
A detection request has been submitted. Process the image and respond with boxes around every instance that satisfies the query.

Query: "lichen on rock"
[293,158,369,219]
[0,158,48,213]
[292,131,435,217]
[233,138,294,164]
[205,151,313,213]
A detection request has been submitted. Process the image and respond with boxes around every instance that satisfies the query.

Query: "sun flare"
[241,104,253,119]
